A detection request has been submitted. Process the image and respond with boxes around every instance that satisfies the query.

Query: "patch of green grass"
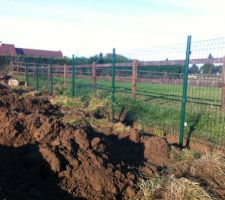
[114,93,225,146]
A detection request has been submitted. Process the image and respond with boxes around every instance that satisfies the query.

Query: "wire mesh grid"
[115,44,187,136]
[7,37,225,149]
[185,38,225,148]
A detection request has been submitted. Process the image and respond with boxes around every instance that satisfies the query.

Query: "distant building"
[0,43,17,56]
[0,43,63,58]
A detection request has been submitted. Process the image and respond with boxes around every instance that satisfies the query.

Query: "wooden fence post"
[132,60,139,98]
[221,56,225,112]
[64,64,67,87]
[92,62,96,89]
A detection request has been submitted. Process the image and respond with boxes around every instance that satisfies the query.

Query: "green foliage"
[2,52,131,66]
[189,64,200,74]
[0,55,12,66]
[138,65,183,78]
[200,63,222,74]
[97,52,104,64]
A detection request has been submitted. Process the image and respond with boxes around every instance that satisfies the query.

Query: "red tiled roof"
[0,43,63,58]
[0,44,17,56]
[19,48,63,58]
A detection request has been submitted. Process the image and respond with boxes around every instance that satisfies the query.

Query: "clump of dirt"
[144,136,174,166]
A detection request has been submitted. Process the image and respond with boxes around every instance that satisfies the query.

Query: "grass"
[114,93,225,146]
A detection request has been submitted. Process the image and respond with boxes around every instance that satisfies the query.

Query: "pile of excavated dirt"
[0,83,174,200]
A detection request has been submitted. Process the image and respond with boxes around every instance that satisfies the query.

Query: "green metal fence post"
[112,48,116,121]
[36,64,39,91]
[72,54,75,97]
[50,57,53,93]
[179,35,192,147]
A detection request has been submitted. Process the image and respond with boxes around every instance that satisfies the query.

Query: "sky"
[0,0,225,57]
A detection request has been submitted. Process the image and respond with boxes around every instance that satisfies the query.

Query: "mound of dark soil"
[0,83,174,200]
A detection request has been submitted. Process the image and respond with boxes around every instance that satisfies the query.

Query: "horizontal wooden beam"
[12,57,224,70]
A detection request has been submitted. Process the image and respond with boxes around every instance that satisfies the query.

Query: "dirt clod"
[144,136,174,166]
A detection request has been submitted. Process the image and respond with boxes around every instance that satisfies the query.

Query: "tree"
[89,55,98,64]
[189,64,199,74]
[212,65,222,74]
[200,63,215,74]
[97,52,104,64]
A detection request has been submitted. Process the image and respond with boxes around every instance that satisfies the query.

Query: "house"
[0,43,63,58]
[0,44,17,56]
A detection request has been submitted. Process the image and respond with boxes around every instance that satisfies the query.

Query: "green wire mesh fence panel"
[52,64,66,95]
[115,66,132,94]
[96,66,112,96]
[185,38,225,149]
[117,42,187,137]
[113,65,133,121]
[37,63,49,91]
[63,64,72,96]
[11,60,49,92]
[11,61,26,83]
[74,65,93,97]
[27,63,36,89]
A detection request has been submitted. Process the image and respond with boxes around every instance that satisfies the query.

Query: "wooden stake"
[132,60,139,98]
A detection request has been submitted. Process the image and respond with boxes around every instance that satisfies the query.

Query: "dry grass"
[86,94,111,119]
[190,153,225,199]
[137,177,165,200]
[163,178,212,200]
[50,95,83,108]
[137,176,212,200]
[50,94,112,129]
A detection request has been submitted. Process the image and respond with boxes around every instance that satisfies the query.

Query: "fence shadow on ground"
[186,113,202,148]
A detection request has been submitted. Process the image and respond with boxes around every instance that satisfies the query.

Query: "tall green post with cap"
[179,35,192,146]
[72,54,75,97]
[112,48,116,121]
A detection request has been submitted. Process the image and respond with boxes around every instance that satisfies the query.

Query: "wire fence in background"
[8,36,225,150]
